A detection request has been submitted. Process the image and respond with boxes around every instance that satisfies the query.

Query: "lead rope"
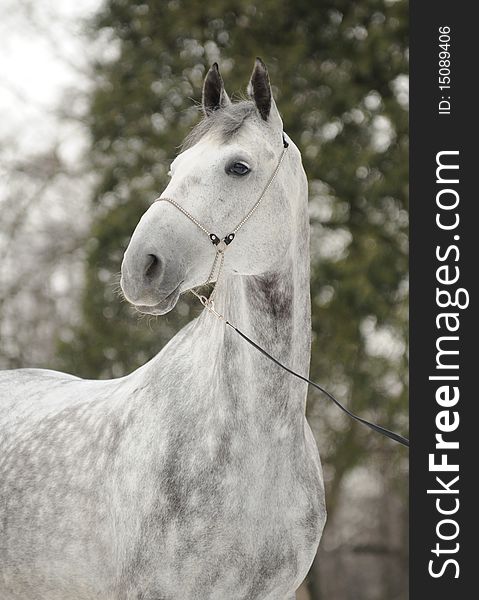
[155,134,409,448]
[196,299,409,448]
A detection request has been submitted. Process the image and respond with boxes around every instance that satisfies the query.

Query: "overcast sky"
[0,0,100,154]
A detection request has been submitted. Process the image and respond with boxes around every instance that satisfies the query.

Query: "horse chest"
[119,420,325,600]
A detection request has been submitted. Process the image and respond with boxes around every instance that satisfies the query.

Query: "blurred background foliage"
[1,0,408,598]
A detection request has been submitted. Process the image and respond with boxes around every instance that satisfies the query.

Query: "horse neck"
[198,209,311,432]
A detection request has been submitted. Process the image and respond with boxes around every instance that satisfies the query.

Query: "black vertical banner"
[410,2,476,598]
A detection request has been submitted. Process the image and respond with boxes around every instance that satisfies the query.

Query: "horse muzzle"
[120,248,184,315]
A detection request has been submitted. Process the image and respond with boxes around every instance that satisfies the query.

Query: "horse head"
[120,58,305,315]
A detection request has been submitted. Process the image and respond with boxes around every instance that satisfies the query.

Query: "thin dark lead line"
[226,321,409,448]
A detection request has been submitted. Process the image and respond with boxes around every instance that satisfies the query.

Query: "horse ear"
[247,57,274,121]
[202,63,231,116]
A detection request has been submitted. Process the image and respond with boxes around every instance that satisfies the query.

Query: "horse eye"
[227,162,250,176]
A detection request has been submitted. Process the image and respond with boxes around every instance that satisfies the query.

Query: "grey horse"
[0,59,326,600]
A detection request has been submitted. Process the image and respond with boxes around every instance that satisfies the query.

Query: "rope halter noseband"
[154,133,290,308]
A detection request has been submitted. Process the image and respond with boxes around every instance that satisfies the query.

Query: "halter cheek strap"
[155,133,289,298]
[156,133,289,250]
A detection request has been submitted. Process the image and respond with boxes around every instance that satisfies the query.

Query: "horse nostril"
[143,253,162,281]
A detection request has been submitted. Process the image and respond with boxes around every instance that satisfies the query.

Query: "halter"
[155,133,289,307]
[153,133,409,448]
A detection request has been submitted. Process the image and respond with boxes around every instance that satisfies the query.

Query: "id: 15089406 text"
[438,26,452,115]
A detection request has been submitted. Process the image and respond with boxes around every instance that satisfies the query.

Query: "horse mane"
[181,100,257,151]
